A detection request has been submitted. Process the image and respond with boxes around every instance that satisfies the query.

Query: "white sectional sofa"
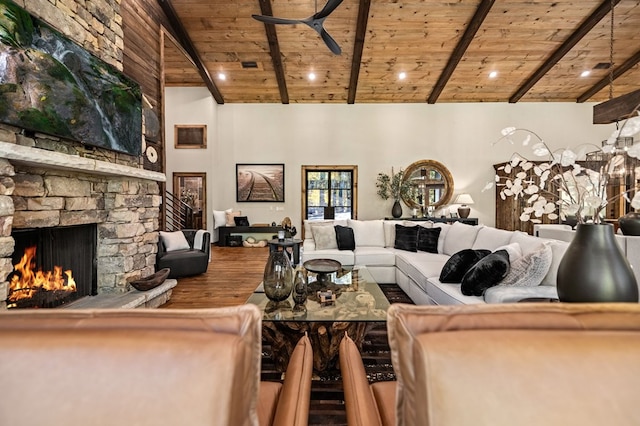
[302,219,570,305]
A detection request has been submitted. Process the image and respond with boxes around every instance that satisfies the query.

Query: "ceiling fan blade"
[314,0,344,19]
[320,28,341,55]
[252,14,302,25]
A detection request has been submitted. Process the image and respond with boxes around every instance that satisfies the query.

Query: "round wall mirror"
[401,160,454,210]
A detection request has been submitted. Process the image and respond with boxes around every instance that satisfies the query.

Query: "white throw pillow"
[495,242,523,262]
[443,222,483,255]
[311,225,338,250]
[348,219,385,247]
[213,208,232,229]
[160,231,190,252]
[384,221,402,248]
[433,223,450,254]
[500,243,553,287]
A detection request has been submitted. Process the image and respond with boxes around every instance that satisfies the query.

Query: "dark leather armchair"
[157,229,210,278]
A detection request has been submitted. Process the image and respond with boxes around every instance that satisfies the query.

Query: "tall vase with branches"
[376,168,410,218]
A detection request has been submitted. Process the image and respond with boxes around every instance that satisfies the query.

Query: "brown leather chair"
[387,303,640,426]
[339,333,397,426]
[0,305,312,426]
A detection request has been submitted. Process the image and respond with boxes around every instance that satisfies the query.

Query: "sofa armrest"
[339,334,384,426]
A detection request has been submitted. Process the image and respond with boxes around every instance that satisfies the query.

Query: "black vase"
[619,211,640,236]
[391,200,403,218]
[557,223,638,303]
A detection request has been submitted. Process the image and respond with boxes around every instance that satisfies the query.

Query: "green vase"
[557,223,638,303]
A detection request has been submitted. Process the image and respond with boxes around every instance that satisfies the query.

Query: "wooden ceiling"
[160,0,640,104]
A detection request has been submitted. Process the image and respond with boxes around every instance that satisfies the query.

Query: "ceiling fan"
[252,0,344,55]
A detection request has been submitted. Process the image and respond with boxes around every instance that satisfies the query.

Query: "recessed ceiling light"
[489,71,498,79]
[308,72,316,81]
[218,73,226,81]
[398,72,406,80]
[580,70,591,77]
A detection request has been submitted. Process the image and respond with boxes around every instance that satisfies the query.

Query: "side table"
[268,238,302,266]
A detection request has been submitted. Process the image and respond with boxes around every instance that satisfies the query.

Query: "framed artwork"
[236,164,285,202]
[175,125,207,149]
[173,172,206,229]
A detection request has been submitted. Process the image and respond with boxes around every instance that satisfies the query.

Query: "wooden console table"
[218,226,285,246]
[386,217,479,226]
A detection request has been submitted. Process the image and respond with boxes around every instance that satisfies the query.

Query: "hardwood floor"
[161,245,412,425]
[160,246,270,309]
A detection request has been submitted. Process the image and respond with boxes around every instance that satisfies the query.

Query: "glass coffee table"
[246,265,390,372]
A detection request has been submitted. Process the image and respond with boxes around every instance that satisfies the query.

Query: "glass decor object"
[292,268,308,315]
[263,251,294,302]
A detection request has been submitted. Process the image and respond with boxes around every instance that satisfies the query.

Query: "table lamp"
[454,193,474,218]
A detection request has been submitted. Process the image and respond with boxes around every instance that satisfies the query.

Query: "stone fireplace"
[0,126,165,310]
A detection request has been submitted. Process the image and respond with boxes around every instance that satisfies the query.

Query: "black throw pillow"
[394,224,419,252]
[460,249,511,296]
[334,225,355,251]
[234,216,249,226]
[417,227,441,253]
[439,249,491,283]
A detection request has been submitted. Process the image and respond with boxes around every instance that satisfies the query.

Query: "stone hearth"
[0,129,166,310]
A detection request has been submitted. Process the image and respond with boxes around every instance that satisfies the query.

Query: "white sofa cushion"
[311,224,338,250]
[354,247,396,266]
[302,248,355,266]
[394,250,449,293]
[348,219,385,247]
[443,222,483,255]
[509,231,545,256]
[383,220,403,248]
[540,240,569,286]
[472,227,514,251]
[433,223,451,254]
[484,285,559,303]
[425,279,485,305]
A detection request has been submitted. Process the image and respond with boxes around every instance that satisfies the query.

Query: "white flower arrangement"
[484,112,640,225]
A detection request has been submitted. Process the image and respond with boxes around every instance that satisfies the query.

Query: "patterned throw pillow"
[311,225,338,250]
[500,243,553,287]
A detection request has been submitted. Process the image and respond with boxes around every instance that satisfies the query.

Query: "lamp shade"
[454,193,475,205]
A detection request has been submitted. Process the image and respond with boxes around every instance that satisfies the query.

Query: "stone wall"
[0,130,163,309]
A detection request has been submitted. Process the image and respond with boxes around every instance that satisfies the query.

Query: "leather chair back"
[387,303,640,426]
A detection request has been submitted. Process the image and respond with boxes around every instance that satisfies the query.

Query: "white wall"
[166,87,616,234]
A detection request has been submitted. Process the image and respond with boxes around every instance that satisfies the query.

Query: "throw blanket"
[194,229,206,250]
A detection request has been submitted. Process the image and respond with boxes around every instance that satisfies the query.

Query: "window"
[302,165,357,225]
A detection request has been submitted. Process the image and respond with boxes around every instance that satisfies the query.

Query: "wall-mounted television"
[0,0,142,156]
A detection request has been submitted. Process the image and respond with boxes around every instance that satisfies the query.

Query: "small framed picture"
[450,212,458,218]
[175,125,207,149]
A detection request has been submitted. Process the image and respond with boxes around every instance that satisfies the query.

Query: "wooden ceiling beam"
[427,0,495,104]
[347,0,371,104]
[509,0,622,104]
[157,0,224,104]
[593,89,640,124]
[257,0,289,104]
[577,50,640,103]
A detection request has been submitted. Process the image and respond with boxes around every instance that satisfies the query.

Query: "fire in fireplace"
[8,246,77,308]
[9,224,97,309]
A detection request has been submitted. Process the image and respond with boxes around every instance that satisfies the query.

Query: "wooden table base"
[262,320,376,372]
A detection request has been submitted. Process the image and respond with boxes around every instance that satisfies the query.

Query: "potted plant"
[376,168,410,218]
